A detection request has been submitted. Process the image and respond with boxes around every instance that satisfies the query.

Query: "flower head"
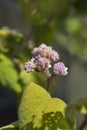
[24,55,51,73]
[24,43,68,77]
[32,43,59,61]
[53,62,68,75]
[24,58,36,72]
[51,50,59,61]
[35,55,51,72]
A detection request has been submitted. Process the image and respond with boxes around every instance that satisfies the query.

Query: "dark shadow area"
[0,87,18,127]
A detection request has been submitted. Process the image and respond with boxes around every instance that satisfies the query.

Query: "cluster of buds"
[24,43,68,78]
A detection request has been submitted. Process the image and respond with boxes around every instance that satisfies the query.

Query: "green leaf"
[65,105,76,130]
[0,53,22,93]
[65,98,87,129]
[72,98,87,114]
[18,82,51,129]
[33,98,67,129]
[21,98,69,130]
[20,71,46,88]
[22,112,63,130]
[18,82,76,130]
[20,71,38,86]
[0,121,19,130]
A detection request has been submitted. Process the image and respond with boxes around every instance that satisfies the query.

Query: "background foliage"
[0,0,87,129]
[0,0,87,92]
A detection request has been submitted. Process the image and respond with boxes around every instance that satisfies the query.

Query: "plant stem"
[46,75,54,92]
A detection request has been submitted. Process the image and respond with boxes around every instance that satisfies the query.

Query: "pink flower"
[24,55,51,73]
[32,43,59,61]
[51,50,59,61]
[53,62,68,75]
[24,58,36,72]
[24,43,68,77]
[35,55,51,71]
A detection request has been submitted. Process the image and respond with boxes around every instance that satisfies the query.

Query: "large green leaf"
[33,98,67,129]
[22,112,64,130]
[0,82,77,130]
[0,53,22,93]
[0,121,19,130]
[20,98,69,130]
[18,82,51,129]
[18,82,71,130]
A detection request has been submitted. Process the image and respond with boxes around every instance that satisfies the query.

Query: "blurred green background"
[0,0,87,127]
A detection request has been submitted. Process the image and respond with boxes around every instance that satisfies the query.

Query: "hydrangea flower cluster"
[24,43,68,77]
